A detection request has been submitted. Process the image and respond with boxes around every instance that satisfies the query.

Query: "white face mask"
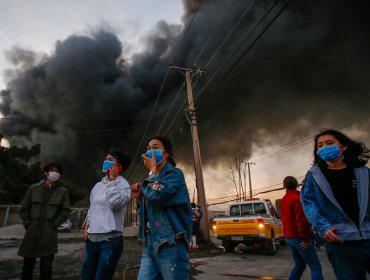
[47,171,61,183]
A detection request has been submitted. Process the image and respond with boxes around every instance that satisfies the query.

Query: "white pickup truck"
[212,199,283,255]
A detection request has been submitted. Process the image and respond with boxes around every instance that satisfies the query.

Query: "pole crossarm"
[169,64,206,76]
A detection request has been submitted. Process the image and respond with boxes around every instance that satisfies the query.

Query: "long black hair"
[313,129,370,168]
[148,136,176,167]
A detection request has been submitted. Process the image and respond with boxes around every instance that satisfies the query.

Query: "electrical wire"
[127,0,205,180]
[204,0,257,69]
[115,67,170,179]
[160,0,283,140]
[193,0,236,65]
[170,0,204,65]
[196,0,286,107]
[155,83,185,135]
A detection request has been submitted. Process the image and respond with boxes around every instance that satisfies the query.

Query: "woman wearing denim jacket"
[81,148,131,280]
[301,129,370,280]
[131,136,193,280]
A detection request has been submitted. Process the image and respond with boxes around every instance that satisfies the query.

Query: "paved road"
[1,225,338,279]
[191,242,336,280]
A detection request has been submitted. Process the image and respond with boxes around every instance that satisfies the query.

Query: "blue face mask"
[102,160,115,172]
[146,150,164,165]
[317,145,342,161]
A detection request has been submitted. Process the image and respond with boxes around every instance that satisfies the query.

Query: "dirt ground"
[0,237,223,280]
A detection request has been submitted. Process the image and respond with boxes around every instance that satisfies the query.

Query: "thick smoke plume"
[1,0,370,192]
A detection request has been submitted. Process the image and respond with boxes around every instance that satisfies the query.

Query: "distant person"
[279,176,323,280]
[190,202,203,249]
[130,136,193,280]
[81,148,131,280]
[301,129,370,280]
[18,162,70,280]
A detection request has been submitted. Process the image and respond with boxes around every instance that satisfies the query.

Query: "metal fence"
[0,201,138,229]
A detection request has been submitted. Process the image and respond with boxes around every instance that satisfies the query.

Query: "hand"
[300,240,310,250]
[131,182,142,200]
[141,152,158,174]
[324,228,343,243]
[83,225,89,241]
[108,164,119,181]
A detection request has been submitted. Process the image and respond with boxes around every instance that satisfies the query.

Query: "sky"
[1,0,370,211]
[0,0,183,89]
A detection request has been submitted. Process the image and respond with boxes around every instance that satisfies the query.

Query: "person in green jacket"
[18,162,71,280]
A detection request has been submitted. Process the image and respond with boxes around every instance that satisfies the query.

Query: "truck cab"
[212,198,283,255]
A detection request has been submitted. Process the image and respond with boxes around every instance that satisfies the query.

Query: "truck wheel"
[265,232,277,255]
[223,240,236,253]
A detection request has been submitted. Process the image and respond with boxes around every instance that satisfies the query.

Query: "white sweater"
[86,175,131,233]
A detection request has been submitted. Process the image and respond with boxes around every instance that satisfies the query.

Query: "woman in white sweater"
[81,148,131,280]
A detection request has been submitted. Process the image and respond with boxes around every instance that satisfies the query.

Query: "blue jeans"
[325,239,370,280]
[285,238,323,280]
[81,236,123,280]
[138,234,189,280]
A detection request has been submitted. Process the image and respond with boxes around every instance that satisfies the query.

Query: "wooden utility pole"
[169,65,210,242]
[245,162,255,198]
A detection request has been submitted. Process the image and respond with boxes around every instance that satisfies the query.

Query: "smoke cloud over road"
[1,0,369,190]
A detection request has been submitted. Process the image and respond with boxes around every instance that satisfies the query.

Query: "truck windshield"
[230,205,240,216]
[241,204,254,215]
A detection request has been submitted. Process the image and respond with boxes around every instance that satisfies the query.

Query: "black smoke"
[1,0,370,193]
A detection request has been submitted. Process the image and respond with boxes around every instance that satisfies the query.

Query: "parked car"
[58,219,72,232]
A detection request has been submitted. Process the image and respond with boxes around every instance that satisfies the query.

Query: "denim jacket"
[301,164,370,240]
[138,162,192,252]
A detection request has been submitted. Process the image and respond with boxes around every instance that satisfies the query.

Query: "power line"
[127,1,205,180]
[196,0,285,107]
[206,174,303,205]
[253,187,284,196]
[128,67,170,179]
[157,1,264,138]
[155,83,185,135]
[207,197,238,206]
[249,113,370,163]
[139,0,279,151]
[162,77,202,136]
[157,0,283,139]
[170,0,204,65]
[204,0,257,69]
[193,0,237,65]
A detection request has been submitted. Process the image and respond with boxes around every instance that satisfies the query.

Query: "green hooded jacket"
[18,180,71,258]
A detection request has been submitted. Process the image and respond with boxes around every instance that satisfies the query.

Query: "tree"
[226,150,249,201]
[62,180,86,206]
[0,137,86,205]
[0,143,42,204]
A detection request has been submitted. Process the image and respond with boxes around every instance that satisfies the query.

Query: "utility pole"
[169,64,210,242]
[245,162,255,198]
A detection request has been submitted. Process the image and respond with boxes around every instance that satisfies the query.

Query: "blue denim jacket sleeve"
[301,171,333,237]
[141,167,187,205]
